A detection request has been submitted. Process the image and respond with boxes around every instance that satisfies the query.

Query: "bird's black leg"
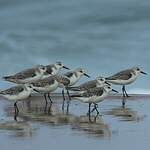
[94,103,99,115]
[14,101,19,121]
[66,89,71,113]
[90,104,100,115]
[62,89,65,111]
[14,114,18,121]
[44,93,48,105]
[124,86,130,97]
[90,104,96,113]
[122,85,125,97]
[88,103,92,116]
[48,93,53,104]
[14,101,19,114]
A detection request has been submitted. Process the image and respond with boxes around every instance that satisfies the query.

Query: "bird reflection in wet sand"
[5,100,111,138]
[72,115,111,138]
[105,106,145,122]
[5,98,55,121]
[18,105,77,126]
[0,121,33,137]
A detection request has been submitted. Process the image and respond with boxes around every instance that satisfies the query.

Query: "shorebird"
[62,68,90,111]
[71,85,118,115]
[52,75,71,110]
[67,76,110,92]
[30,76,59,104]
[42,62,70,79]
[0,84,33,114]
[105,67,147,103]
[3,62,70,84]
[3,65,47,84]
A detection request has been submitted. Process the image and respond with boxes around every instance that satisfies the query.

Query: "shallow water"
[0,95,150,150]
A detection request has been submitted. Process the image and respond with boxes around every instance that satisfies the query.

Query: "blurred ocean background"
[0,0,150,93]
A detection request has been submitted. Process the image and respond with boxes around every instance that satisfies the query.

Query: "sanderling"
[67,76,110,92]
[0,84,33,114]
[105,67,147,104]
[71,85,118,115]
[42,62,70,79]
[62,68,90,111]
[3,65,47,84]
[30,76,59,104]
[53,75,71,110]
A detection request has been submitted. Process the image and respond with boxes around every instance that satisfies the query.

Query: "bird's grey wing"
[106,69,132,80]
[64,72,74,78]
[31,77,55,87]
[79,80,97,90]
[0,86,24,95]
[81,87,104,97]
[14,68,38,80]
[54,75,70,86]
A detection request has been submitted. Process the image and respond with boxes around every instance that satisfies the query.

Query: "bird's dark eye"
[100,79,103,81]
[108,87,111,89]
[137,68,140,71]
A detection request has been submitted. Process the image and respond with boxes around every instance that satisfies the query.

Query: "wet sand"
[0,94,150,150]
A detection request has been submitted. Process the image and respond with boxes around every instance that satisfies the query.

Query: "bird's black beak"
[112,89,119,93]
[105,81,111,86]
[63,66,70,70]
[84,73,90,78]
[140,71,147,75]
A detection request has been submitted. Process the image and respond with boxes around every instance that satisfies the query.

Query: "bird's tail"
[32,88,40,93]
[70,92,84,98]
[2,75,13,81]
[67,86,81,91]
[2,76,18,83]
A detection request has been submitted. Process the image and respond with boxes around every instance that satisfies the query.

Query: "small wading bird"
[3,65,47,84]
[30,76,59,105]
[67,76,110,92]
[62,68,90,111]
[0,84,33,115]
[105,67,147,106]
[71,85,118,115]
